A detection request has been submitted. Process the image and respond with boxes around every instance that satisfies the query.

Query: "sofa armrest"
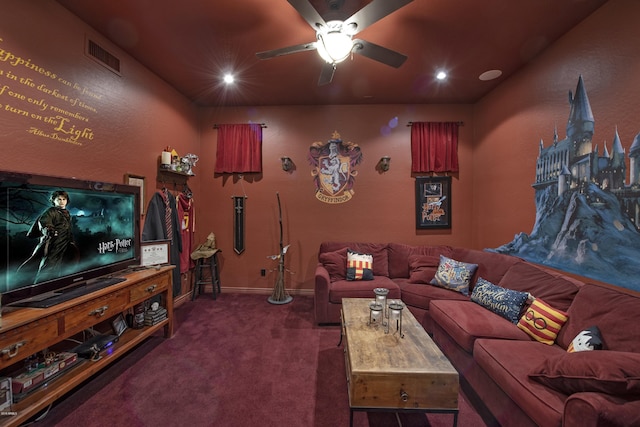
[314,263,331,324]
[563,392,640,427]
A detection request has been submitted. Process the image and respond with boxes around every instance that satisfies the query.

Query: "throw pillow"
[518,298,568,345]
[319,247,348,281]
[408,255,441,284]
[470,278,529,324]
[567,326,604,353]
[429,255,478,296]
[529,350,640,396]
[346,249,374,281]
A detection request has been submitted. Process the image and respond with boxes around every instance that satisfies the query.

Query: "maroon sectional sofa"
[314,241,640,427]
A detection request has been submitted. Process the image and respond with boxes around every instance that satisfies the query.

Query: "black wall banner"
[232,196,246,254]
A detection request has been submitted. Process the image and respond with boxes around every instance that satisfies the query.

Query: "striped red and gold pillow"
[518,299,568,345]
[346,250,373,281]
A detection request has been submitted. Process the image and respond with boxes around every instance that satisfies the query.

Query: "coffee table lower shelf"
[349,406,458,427]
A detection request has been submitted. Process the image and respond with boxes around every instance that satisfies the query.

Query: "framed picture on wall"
[125,174,145,215]
[415,176,451,229]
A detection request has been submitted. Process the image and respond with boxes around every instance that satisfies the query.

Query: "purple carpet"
[37,293,485,426]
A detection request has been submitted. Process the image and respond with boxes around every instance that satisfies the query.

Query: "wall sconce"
[378,156,391,172]
[281,157,294,172]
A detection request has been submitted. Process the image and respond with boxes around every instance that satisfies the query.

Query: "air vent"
[86,39,121,75]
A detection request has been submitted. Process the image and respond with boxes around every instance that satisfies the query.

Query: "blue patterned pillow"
[429,255,478,296]
[471,278,529,324]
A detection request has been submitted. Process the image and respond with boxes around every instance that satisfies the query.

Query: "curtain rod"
[213,123,267,129]
[406,121,464,127]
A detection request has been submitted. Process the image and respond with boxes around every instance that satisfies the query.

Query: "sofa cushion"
[328,276,400,304]
[470,277,530,324]
[430,300,529,353]
[529,350,640,397]
[497,261,581,311]
[430,255,478,296]
[319,247,348,281]
[319,242,389,277]
[397,278,469,312]
[387,243,454,279]
[517,299,568,345]
[567,326,604,353]
[474,339,568,427]
[408,254,440,284]
[451,248,521,289]
[556,284,640,353]
[346,249,373,281]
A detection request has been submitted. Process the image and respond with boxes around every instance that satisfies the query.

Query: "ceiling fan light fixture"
[256,1,413,85]
[316,28,353,64]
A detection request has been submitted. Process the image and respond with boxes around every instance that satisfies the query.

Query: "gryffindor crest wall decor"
[308,132,363,204]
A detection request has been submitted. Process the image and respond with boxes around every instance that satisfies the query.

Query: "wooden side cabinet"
[0,266,174,426]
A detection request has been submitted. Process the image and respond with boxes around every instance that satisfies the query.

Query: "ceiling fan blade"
[256,42,317,60]
[352,39,407,68]
[318,62,336,86]
[344,0,414,35]
[287,0,327,31]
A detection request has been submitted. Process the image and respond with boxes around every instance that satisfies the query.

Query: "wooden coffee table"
[340,298,459,426]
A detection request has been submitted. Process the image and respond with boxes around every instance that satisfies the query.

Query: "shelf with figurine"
[157,147,198,185]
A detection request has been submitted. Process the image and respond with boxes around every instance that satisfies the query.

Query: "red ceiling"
[55,0,608,107]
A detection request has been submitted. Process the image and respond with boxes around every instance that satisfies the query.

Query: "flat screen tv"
[1,170,141,307]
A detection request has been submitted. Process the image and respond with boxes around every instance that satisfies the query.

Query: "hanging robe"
[177,193,195,274]
[142,190,182,296]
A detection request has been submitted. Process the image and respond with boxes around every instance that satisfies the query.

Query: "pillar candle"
[161,151,171,166]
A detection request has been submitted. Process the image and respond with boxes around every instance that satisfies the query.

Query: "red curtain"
[214,124,263,173]
[410,122,459,173]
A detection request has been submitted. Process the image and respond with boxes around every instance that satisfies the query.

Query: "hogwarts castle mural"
[491,76,640,292]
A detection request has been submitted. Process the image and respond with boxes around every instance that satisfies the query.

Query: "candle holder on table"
[385,300,405,338]
[368,302,384,327]
[373,287,389,325]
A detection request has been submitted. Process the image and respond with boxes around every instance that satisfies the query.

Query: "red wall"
[3,0,637,296]
[198,105,473,293]
[0,2,200,183]
[472,0,640,251]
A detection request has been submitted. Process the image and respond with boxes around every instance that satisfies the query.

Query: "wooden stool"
[192,251,222,300]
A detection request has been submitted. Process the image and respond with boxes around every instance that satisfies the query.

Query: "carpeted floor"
[33,293,486,426]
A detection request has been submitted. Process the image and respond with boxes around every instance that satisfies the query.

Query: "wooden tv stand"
[0,266,174,427]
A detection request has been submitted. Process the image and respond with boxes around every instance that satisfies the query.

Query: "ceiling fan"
[256,0,414,85]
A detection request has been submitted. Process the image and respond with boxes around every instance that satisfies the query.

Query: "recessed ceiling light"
[436,71,447,80]
[223,74,235,84]
[479,69,502,81]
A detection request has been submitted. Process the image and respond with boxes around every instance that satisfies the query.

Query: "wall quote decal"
[0,36,103,146]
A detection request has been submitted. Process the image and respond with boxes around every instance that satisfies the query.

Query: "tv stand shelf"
[0,266,174,427]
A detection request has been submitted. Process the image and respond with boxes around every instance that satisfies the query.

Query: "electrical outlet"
[260,269,266,277]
